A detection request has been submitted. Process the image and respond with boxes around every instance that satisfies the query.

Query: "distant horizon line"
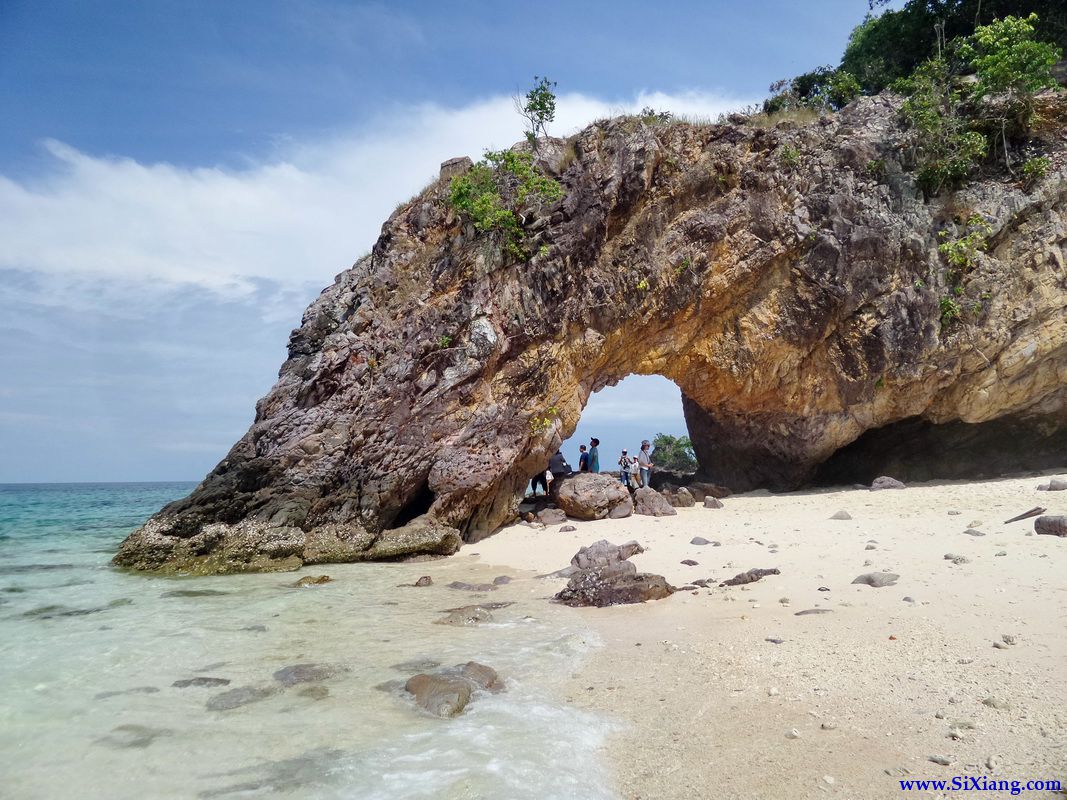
[0,479,199,486]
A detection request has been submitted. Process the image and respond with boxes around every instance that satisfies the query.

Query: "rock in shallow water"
[404,662,503,717]
[272,664,337,687]
[435,605,494,626]
[172,677,230,688]
[206,685,278,711]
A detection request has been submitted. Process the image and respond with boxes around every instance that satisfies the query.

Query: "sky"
[0,0,880,482]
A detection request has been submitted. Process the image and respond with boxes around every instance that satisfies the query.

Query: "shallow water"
[0,484,616,799]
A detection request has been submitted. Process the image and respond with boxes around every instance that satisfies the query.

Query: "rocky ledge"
[116,91,1067,574]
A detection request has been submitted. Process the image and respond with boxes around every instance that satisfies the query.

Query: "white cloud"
[0,89,751,307]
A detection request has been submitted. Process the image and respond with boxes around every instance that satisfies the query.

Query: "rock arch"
[116,94,1067,573]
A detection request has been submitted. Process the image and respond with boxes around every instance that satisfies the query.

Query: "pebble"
[948,511,961,515]
[768,687,779,696]
[986,755,997,771]
[992,641,1009,650]
[1001,634,1017,645]
[928,755,952,766]
[820,722,837,730]
[934,711,945,719]
[903,596,915,603]
[786,728,800,739]
[778,597,790,605]
[982,696,1010,710]
[822,776,835,785]
[863,559,873,567]
[765,637,785,645]
[865,544,877,550]
[963,528,985,537]
[995,550,1007,556]
[830,510,852,520]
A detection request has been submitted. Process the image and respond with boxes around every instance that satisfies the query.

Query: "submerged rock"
[95,724,172,749]
[172,677,231,688]
[435,605,494,626]
[403,662,502,718]
[293,575,331,587]
[272,664,337,687]
[206,685,278,711]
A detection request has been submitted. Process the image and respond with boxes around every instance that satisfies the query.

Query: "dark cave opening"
[813,413,1067,486]
[390,479,436,528]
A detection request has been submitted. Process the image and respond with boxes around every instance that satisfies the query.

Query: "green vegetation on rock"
[652,433,698,472]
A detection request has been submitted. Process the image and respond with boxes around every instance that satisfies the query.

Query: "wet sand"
[467,474,1067,799]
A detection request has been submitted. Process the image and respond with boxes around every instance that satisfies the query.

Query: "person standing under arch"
[637,440,653,488]
[588,438,600,473]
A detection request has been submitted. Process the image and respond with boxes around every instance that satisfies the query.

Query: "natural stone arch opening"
[114,96,1067,574]
[557,374,691,477]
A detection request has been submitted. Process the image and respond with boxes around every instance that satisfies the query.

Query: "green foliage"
[897,59,988,194]
[864,158,887,179]
[842,0,1067,94]
[778,144,802,167]
[635,277,650,291]
[639,107,674,124]
[529,405,560,435]
[937,214,992,271]
[448,149,563,260]
[520,76,557,145]
[1022,155,1051,183]
[437,335,453,349]
[651,433,698,472]
[939,295,963,324]
[764,66,862,114]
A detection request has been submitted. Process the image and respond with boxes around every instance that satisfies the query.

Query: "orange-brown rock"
[115,93,1067,573]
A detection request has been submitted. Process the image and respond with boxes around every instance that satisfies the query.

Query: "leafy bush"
[897,59,988,194]
[449,149,563,259]
[937,214,992,271]
[939,296,963,324]
[778,144,802,167]
[639,107,673,124]
[651,433,698,472]
[764,66,862,114]
[1022,155,1051,183]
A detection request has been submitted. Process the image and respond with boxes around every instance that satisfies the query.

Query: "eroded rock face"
[116,93,1067,573]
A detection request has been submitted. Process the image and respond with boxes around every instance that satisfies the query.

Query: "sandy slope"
[466,474,1067,800]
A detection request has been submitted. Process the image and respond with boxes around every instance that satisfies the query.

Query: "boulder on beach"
[687,482,732,501]
[869,476,906,491]
[662,487,696,507]
[1036,478,1067,491]
[555,561,675,607]
[556,473,633,521]
[703,496,724,509]
[535,507,567,525]
[570,539,645,570]
[1034,516,1066,537]
[633,487,677,517]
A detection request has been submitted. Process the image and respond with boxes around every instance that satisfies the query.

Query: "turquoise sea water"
[0,483,614,800]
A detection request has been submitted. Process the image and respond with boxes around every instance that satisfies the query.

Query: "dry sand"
[466,474,1067,799]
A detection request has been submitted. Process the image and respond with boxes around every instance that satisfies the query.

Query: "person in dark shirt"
[577,444,590,472]
[547,450,571,501]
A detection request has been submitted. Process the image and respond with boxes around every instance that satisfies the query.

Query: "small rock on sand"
[786,728,800,739]
[963,528,985,537]
[870,476,906,491]
[928,755,952,766]
[720,567,780,587]
[944,553,970,565]
[492,576,512,585]
[690,537,711,545]
[864,544,877,550]
[680,559,698,566]
[559,525,576,532]
[703,496,724,509]
[983,696,1010,710]
[948,510,961,515]
[830,510,852,520]
[992,641,1009,650]
[851,572,899,588]
[795,608,833,616]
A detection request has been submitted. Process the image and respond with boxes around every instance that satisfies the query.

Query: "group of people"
[530,437,655,497]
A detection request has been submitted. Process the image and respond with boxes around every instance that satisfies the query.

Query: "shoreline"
[465,474,1067,799]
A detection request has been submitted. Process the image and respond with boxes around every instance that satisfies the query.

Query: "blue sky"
[0,0,879,482]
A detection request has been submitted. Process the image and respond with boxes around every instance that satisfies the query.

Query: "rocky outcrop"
[555,473,633,520]
[116,91,1067,573]
[555,541,674,607]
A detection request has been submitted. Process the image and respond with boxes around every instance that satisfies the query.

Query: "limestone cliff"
[116,93,1067,574]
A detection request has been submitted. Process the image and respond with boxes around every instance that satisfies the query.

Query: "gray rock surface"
[555,474,633,521]
[851,571,900,588]
[633,487,677,517]
[703,496,724,509]
[570,539,645,570]
[869,476,906,491]
[1034,515,1066,537]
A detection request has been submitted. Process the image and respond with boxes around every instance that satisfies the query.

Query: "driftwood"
[1003,507,1046,524]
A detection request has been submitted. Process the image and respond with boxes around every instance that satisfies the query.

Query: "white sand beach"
[467,474,1067,799]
